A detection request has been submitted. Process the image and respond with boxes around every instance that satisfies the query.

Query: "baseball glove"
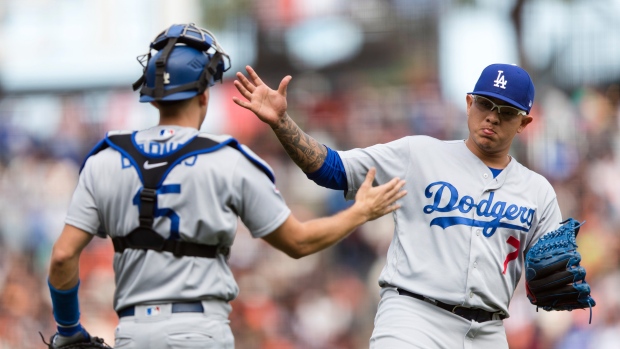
[40,332,113,349]
[525,218,596,322]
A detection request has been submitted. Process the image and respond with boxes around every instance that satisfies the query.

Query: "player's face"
[466,94,532,155]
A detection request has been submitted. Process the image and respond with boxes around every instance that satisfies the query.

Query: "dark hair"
[155,96,195,116]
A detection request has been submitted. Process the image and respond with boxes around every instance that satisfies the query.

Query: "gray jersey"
[339,136,562,316]
[65,126,291,311]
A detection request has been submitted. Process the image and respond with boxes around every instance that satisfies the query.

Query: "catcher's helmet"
[133,23,231,103]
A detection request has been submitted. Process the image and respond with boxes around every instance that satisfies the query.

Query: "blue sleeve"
[305,146,347,190]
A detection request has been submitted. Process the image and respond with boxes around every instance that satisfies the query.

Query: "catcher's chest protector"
[85,132,274,258]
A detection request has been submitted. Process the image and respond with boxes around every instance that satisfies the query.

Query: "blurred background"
[1,0,619,348]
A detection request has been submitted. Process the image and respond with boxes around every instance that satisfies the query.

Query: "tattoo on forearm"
[273,116,326,173]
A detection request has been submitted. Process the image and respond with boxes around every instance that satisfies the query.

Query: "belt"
[117,301,204,318]
[396,288,505,323]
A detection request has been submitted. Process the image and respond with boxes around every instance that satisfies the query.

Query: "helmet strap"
[152,38,179,99]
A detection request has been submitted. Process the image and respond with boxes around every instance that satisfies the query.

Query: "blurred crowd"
[1,62,619,349]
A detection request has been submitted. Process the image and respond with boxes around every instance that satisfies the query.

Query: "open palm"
[232,65,292,128]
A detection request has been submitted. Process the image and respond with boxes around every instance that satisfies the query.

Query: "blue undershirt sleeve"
[305,146,348,191]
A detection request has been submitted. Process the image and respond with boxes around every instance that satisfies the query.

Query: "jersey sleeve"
[231,155,291,239]
[338,137,411,200]
[524,181,563,252]
[64,156,101,235]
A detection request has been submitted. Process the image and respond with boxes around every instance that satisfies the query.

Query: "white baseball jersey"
[65,125,291,311]
[339,136,562,316]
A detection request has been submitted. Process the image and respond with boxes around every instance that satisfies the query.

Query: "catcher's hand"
[40,332,113,349]
[525,218,596,322]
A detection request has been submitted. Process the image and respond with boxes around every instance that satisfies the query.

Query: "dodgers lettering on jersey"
[338,136,563,315]
[423,181,536,237]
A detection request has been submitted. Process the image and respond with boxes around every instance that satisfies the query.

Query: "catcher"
[42,23,406,349]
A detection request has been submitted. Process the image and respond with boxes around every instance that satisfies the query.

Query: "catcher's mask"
[133,23,231,103]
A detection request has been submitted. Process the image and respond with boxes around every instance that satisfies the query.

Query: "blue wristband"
[48,279,82,335]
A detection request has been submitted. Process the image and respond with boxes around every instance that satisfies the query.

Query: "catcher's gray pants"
[113,300,234,349]
[370,287,508,349]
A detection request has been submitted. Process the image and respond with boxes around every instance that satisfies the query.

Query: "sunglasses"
[471,95,527,119]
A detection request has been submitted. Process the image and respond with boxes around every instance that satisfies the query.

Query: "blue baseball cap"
[468,63,535,114]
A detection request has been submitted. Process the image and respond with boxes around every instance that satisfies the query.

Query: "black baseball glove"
[40,332,113,349]
[525,218,596,322]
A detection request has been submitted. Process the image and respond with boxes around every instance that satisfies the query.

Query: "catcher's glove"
[525,218,596,323]
[40,332,113,349]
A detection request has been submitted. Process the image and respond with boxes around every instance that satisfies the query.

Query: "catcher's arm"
[45,225,110,348]
[263,168,406,258]
[525,218,596,323]
[49,225,93,288]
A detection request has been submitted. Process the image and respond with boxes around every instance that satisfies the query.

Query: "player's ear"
[198,89,210,107]
[150,101,160,109]
[466,94,474,114]
[517,115,533,133]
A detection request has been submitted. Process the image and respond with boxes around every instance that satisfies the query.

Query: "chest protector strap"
[86,132,273,259]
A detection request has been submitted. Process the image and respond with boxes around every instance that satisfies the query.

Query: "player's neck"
[464,139,511,169]
[158,112,203,130]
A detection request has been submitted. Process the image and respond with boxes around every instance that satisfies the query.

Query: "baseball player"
[233,64,568,348]
[45,23,407,349]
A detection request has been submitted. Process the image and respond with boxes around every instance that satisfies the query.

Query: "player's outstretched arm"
[262,168,406,258]
[233,65,327,173]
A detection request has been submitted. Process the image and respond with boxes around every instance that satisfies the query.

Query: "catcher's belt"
[116,301,204,318]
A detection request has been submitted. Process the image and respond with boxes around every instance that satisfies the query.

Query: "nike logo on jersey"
[423,181,535,237]
[143,160,168,170]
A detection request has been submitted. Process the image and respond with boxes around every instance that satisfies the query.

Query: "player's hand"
[232,65,292,128]
[353,168,407,221]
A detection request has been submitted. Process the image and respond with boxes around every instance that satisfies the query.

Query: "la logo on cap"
[493,70,508,89]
